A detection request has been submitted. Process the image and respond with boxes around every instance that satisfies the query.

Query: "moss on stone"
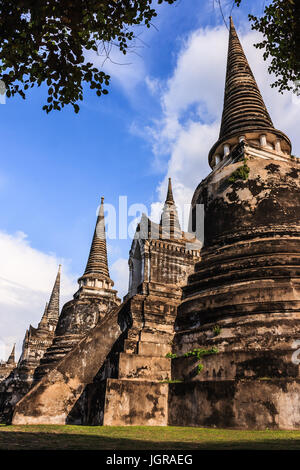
[183,347,219,359]
[228,158,250,183]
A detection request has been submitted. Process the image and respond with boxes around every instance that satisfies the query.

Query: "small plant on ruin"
[197,364,204,374]
[183,347,219,359]
[213,325,222,336]
[166,353,177,359]
[228,158,250,183]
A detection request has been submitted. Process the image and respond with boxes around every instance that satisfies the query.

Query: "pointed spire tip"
[7,344,16,363]
[83,195,110,278]
[207,11,282,167]
[46,265,61,323]
[98,196,105,217]
[166,177,174,204]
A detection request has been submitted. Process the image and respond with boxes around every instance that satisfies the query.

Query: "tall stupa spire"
[209,17,291,167]
[221,17,274,137]
[160,178,181,238]
[166,177,175,204]
[75,196,118,300]
[7,344,16,365]
[84,197,109,278]
[46,265,61,324]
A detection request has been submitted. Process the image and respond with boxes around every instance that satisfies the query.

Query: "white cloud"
[161,26,227,120]
[111,258,129,301]
[0,230,77,361]
[146,24,300,230]
[145,76,163,97]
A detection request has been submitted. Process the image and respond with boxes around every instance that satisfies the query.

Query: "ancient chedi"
[12,180,200,425]
[0,346,16,382]
[19,266,61,379]
[33,197,121,382]
[169,17,300,429]
[0,267,61,423]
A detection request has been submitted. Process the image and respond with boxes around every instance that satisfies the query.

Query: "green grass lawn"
[1,424,300,450]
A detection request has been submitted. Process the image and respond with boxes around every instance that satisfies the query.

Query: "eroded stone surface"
[168,379,300,430]
[104,379,169,426]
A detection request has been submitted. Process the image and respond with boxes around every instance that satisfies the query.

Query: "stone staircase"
[103,326,173,426]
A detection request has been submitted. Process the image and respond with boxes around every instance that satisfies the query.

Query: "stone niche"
[128,240,144,297]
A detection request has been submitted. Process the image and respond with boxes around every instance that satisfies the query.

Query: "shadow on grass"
[1,431,300,450]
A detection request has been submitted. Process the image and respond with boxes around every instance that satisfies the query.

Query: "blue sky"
[1,0,299,359]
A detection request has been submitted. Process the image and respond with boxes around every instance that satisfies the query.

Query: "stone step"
[139,331,173,344]
[118,353,171,380]
[143,321,174,334]
[137,341,171,357]
[103,378,168,426]
[42,348,70,357]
